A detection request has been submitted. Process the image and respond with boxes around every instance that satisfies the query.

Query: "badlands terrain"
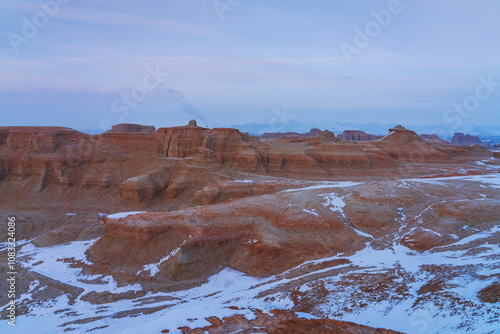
[0,122,499,333]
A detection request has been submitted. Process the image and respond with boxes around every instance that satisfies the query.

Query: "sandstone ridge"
[0,123,494,211]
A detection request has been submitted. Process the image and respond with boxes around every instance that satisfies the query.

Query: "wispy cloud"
[58,6,220,37]
[1,0,499,129]
[1,0,220,37]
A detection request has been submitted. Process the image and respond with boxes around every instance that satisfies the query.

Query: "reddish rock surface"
[85,170,500,288]
[338,130,377,142]
[108,123,156,134]
[421,134,450,146]
[451,132,484,146]
[177,308,403,334]
[477,282,500,303]
[260,128,323,140]
[1,123,499,333]
[86,189,369,283]
[0,123,494,218]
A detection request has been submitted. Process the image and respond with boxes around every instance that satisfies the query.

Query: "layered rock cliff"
[451,132,484,146]
[0,124,494,211]
[337,130,377,142]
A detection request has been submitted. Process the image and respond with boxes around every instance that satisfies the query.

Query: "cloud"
[1,0,220,37]
[166,88,209,127]
[57,6,220,37]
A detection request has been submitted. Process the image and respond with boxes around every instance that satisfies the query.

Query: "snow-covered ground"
[107,211,148,219]
[3,221,498,334]
[1,173,499,333]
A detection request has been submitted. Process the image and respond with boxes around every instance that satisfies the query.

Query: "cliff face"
[259,128,322,140]
[337,130,376,142]
[421,134,450,146]
[451,132,484,146]
[0,124,493,210]
[108,123,156,134]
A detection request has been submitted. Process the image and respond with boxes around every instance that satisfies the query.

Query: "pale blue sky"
[0,0,499,131]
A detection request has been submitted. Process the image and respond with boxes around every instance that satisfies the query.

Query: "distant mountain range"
[230,121,500,143]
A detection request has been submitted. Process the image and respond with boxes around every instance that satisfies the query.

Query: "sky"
[0,0,499,132]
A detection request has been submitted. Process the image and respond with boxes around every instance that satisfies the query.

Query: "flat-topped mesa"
[0,126,88,153]
[259,128,326,140]
[107,123,156,134]
[154,119,213,157]
[337,130,376,142]
[154,124,262,172]
[451,133,485,147]
[388,124,407,131]
[381,125,424,143]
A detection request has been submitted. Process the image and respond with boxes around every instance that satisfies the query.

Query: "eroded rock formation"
[451,132,484,146]
[1,122,499,333]
[337,130,376,142]
[0,124,493,211]
[421,134,450,146]
[177,308,403,334]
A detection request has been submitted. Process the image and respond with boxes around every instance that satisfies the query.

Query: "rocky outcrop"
[0,123,494,211]
[338,130,376,142]
[477,282,500,303]
[87,173,500,288]
[87,187,370,283]
[305,143,378,171]
[421,134,450,145]
[369,127,450,162]
[108,123,156,134]
[177,308,403,334]
[319,129,335,139]
[280,128,323,139]
[260,128,323,140]
[451,133,484,146]
[0,126,89,154]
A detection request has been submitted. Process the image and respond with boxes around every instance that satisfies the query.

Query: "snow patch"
[18,239,142,294]
[138,237,192,277]
[321,192,348,219]
[282,181,362,193]
[421,228,442,237]
[302,209,319,217]
[107,211,147,219]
